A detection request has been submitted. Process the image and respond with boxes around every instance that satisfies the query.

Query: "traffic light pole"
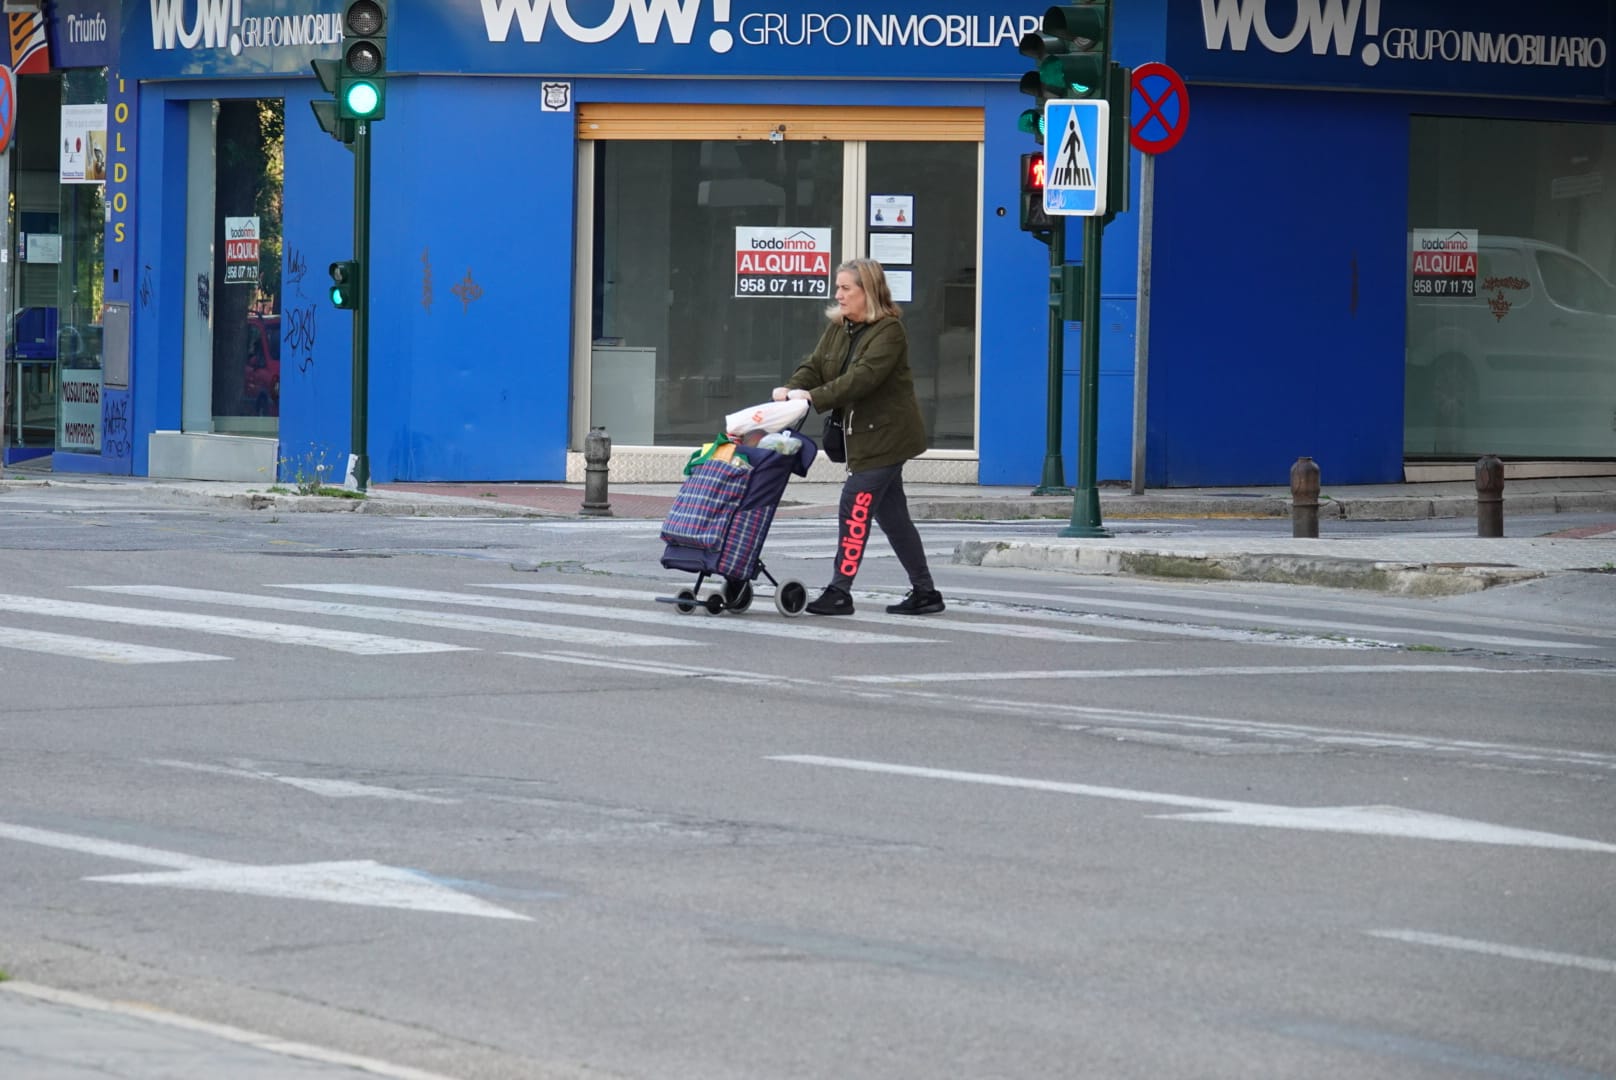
[1061,214,1109,537]
[1033,218,1072,496]
[350,120,371,493]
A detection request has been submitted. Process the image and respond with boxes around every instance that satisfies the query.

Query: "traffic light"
[1019,152,1052,232]
[1020,3,1109,100]
[339,0,386,121]
[329,260,361,309]
[310,58,354,146]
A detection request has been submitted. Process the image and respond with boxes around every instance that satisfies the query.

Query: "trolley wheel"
[775,579,809,617]
[674,588,698,614]
[703,591,727,615]
[723,579,755,613]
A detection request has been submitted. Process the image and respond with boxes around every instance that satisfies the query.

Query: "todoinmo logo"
[1199,0,1606,70]
[149,0,342,55]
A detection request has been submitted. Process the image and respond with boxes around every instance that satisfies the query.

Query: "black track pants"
[828,463,934,593]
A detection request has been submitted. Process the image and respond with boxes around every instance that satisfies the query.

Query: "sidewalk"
[0,981,452,1079]
[3,467,1614,594]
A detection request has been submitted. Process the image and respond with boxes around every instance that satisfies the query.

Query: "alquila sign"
[1167,0,1613,100]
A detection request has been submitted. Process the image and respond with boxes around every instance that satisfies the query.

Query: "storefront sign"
[1410,228,1478,297]
[59,369,104,452]
[734,227,832,299]
[127,0,1047,79]
[60,104,107,184]
[225,216,261,284]
[1166,0,1613,101]
[48,0,120,70]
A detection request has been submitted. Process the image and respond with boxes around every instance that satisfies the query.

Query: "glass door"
[865,142,978,451]
[181,97,284,437]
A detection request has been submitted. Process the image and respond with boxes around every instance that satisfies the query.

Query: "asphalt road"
[1,492,1612,1079]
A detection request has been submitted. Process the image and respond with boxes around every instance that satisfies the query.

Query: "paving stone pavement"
[0,983,450,1079]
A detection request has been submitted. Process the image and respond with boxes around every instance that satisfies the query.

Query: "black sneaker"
[885,589,945,615]
[806,585,854,616]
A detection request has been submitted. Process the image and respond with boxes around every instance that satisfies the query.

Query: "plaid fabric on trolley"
[716,506,771,580]
[660,457,751,551]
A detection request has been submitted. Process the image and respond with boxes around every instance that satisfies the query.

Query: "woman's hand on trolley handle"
[771,386,813,403]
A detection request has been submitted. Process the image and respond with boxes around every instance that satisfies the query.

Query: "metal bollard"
[1290,455,1320,538]
[1475,454,1504,538]
[581,426,613,517]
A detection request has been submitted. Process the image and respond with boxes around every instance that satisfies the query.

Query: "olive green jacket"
[786,316,928,473]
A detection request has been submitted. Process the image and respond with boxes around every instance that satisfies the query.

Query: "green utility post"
[1034,218,1072,495]
[314,0,387,492]
[350,120,372,491]
[1064,214,1106,535]
[1019,2,1112,501]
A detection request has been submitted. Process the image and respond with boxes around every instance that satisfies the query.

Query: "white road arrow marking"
[0,822,529,920]
[1367,930,1616,974]
[769,756,1616,853]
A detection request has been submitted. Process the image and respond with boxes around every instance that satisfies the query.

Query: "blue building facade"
[20,0,1616,487]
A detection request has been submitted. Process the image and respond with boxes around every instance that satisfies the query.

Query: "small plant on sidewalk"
[280,444,365,499]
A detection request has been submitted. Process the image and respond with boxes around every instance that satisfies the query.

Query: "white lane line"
[952,587,1597,650]
[0,626,228,665]
[0,594,465,657]
[1367,930,1616,974]
[839,663,1568,685]
[86,585,696,649]
[769,756,1616,852]
[480,583,1128,643]
[0,982,461,1080]
[282,584,936,646]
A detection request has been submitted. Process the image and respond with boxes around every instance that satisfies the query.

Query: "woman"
[772,258,944,617]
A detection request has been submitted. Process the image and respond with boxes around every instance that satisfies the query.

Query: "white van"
[1405,235,1616,457]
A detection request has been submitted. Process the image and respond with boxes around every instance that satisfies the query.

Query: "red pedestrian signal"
[1020,152,1051,232]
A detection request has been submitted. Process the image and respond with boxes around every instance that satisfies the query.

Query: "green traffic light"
[344,80,381,117]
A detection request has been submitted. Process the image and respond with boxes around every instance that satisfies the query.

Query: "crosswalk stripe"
[840,663,1572,685]
[0,594,465,657]
[272,584,938,646]
[505,650,773,684]
[0,626,228,665]
[85,586,697,649]
[482,583,1129,643]
[952,587,1598,650]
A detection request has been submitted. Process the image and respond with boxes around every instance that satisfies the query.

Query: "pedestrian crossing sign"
[1043,100,1109,217]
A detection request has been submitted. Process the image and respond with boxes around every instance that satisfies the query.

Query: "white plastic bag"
[724,398,808,437]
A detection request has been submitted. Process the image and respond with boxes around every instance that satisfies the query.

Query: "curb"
[953,539,1547,595]
[914,490,1616,523]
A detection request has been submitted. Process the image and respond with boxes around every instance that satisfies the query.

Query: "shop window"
[3,68,106,456]
[584,115,979,452]
[593,139,844,446]
[1406,116,1616,459]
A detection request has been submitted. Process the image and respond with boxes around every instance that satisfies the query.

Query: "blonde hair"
[825,257,903,324]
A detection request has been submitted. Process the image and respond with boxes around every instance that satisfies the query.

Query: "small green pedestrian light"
[329,260,361,310]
